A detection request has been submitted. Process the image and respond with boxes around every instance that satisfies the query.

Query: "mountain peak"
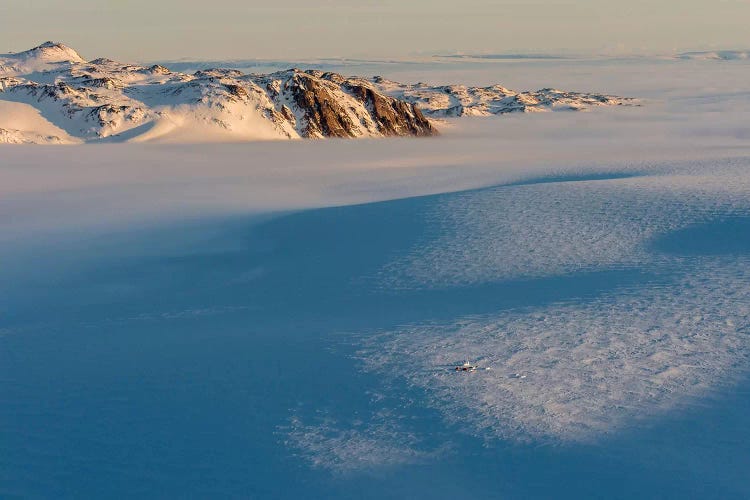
[19,41,85,64]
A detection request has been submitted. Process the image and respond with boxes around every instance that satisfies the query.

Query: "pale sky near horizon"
[1,0,748,61]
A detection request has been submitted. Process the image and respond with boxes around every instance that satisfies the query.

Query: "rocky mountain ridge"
[0,42,636,144]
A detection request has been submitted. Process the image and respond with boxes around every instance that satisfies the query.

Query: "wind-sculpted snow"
[0,42,633,143]
[385,164,750,288]
[0,127,67,144]
[283,413,437,473]
[365,160,750,443]
[363,259,750,442]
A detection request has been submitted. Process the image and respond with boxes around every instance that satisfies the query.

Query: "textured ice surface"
[365,159,750,443]
[365,259,750,442]
[283,412,436,473]
[385,161,750,288]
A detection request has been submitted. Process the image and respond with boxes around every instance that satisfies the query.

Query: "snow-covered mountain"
[374,76,634,117]
[0,41,85,75]
[0,42,635,144]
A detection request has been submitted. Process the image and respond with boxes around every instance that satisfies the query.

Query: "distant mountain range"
[677,50,750,61]
[0,42,636,144]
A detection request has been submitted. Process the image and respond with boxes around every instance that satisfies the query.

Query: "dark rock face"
[346,83,434,137]
[282,71,435,139]
[289,73,359,138]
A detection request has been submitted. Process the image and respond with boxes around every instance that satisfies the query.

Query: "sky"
[1,0,749,61]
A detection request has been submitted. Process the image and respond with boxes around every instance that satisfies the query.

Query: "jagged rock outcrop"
[264,70,434,138]
[344,81,433,137]
[289,72,361,138]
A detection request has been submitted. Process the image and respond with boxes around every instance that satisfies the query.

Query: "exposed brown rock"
[280,105,296,125]
[289,73,360,138]
[223,83,249,100]
[345,83,434,137]
[275,70,435,139]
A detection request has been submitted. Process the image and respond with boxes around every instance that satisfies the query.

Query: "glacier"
[2,54,750,499]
